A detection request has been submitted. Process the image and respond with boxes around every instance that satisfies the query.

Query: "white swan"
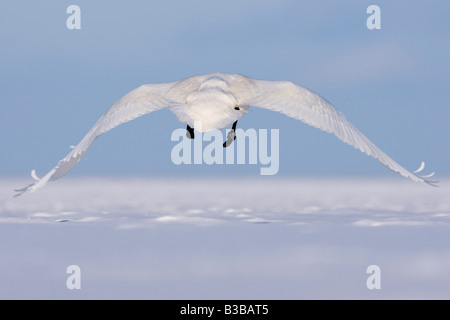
[15,72,436,197]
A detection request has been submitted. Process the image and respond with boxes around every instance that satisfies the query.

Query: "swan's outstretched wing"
[240,79,437,185]
[15,82,179,197]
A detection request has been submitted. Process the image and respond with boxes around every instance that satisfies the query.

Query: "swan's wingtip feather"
[412,162,439,187]
[14,171,40,197]
[31,169,40,181]
[14,168,56,197]
[413,161,425,173]
[424,179,439,188]
[13,183,34,198]
[422,171,435,178]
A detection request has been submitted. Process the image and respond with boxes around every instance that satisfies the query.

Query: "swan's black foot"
[223,120,238,148]
[186,124,195,139]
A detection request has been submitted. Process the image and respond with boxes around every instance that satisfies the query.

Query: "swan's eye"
[234,106,240,110]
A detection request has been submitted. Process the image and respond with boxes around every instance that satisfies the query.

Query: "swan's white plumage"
[14,72,436,197]
[239,79,437,186]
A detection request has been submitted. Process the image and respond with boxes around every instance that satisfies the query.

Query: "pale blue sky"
[1,0,449,179]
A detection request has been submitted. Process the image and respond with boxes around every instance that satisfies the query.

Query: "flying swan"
[15,72,437,197]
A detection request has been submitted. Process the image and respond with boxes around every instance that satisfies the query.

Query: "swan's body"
[15,72,436,197]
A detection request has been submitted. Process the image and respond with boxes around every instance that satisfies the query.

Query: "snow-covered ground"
[1,177,449,299]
